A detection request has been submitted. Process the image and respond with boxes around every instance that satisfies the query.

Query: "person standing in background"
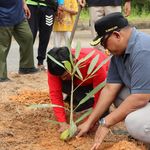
[0,0,38,82]
[78,0,131,38]
[53,0,78,47]
[26,0,64,71]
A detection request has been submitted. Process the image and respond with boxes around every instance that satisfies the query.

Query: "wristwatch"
[99,117,109,128]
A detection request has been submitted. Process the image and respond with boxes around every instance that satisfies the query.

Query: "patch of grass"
[127,6,150,22]
[128,14,150,22]
[79,8,89,21]
[79,7,150,22]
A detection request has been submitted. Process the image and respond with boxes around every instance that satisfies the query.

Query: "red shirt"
[48,48,109,122]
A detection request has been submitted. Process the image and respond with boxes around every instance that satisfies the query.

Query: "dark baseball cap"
[90,12,129,46]
[47,47,70,76]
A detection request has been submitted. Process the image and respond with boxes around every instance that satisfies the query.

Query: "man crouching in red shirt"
[47,46,109,132]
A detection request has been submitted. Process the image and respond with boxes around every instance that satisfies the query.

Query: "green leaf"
[74,80,106,111]
[76,66,83,80]
[68,46,74,67]
[87,54,99,75]
[47,119,60,125]
[60,129,70,141]
[91,55,112,75]
[59,120,77,140]
[75,50,95,67]
[27,104,67,110]
[75,41,81,59]
[75,108,92,124]
[63,60,72,74]
[69,120,77,138]
[47,54,65,69]
[65,42,74,67]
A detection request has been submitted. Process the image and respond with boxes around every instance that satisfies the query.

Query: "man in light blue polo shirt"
[77,12,150,149]
[0,0,38,82]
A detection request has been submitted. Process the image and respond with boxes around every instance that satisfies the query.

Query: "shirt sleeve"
[131,51,150,94]
[107,56,123,84]
[47,71,66,122]
[58,0,64,5]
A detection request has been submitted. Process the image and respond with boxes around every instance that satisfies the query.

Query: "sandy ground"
[2,27,150,150]
[0,71,148,150]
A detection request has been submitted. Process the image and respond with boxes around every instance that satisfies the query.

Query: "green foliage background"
[80,0,150,21]
[131,0,150,14]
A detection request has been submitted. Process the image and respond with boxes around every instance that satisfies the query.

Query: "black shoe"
[0,77,10,82]
[37,64,47,71]
[19,67,39,74]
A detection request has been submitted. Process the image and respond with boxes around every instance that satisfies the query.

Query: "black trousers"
[62,80,94,112]
[27,5,55,65]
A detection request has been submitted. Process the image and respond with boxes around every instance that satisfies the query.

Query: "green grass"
[128,14,150,22]
[127,6,150,22]
[79,7,150,22]
[79,9,89,21]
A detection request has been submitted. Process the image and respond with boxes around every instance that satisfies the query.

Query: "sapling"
[28,42,111,141]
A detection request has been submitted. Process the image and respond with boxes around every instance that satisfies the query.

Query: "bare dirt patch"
[0,72,148,150]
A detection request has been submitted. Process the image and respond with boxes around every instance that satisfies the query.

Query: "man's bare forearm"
[105,93,150,127]
[86,83,123,126]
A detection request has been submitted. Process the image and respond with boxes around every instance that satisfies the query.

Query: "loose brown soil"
[0,72,148,150]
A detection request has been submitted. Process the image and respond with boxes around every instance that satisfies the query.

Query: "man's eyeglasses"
[100,33,112,49]
[101,29,121,49]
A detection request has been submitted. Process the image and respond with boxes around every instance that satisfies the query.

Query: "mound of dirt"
[9,89,50,104]
[106,140,146,150]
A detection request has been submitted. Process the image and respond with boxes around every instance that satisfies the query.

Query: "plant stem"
[73,74,95,92]
[70,75,74,124]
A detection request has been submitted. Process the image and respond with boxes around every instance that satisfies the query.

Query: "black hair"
[47,47,70,76]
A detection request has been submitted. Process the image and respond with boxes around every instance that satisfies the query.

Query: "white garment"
[53,31,71,47]
[115,87,150,143]
[125,103,150,143]
[88,6,121,38]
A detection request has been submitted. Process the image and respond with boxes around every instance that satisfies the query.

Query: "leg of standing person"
[89,6,121,38]
[88,6,104,38]
[53,32,63,47]
[27,5,39,42]
[88,7,106,51]
[89,6,121,51]
[64,31,71,47]
[37,6,55,68]
[12,19,37,73]
[104,6,121,16]
[0,27,12,81]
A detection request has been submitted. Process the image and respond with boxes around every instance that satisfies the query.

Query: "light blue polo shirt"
[107,27,150,94]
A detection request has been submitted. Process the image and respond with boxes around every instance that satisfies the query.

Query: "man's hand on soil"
[76,121,91,138]
[90,125,110,150]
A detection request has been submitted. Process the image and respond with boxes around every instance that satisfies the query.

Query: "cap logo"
[90,37,101,46]
[105,26,118,33]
